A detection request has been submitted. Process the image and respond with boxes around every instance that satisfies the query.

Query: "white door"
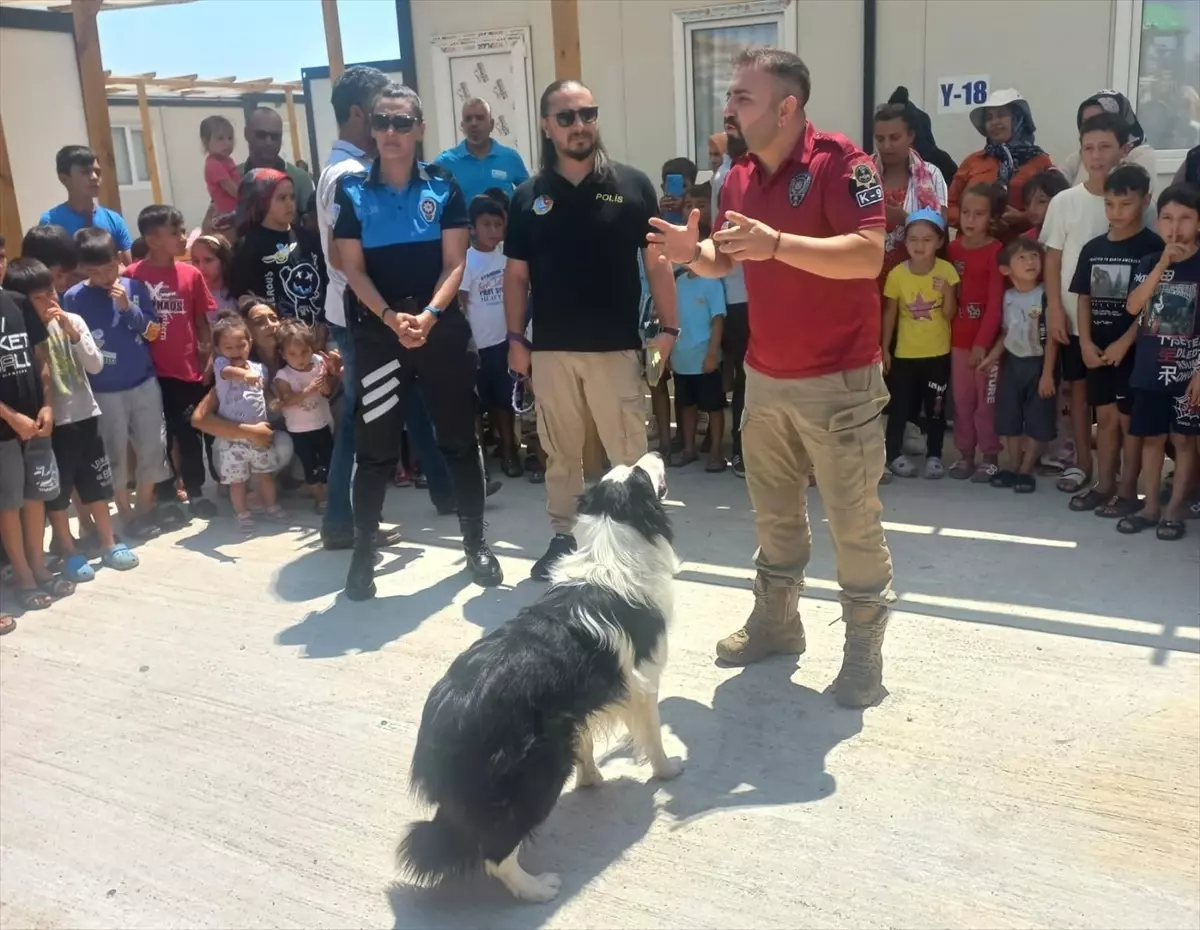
[430,27,537,170]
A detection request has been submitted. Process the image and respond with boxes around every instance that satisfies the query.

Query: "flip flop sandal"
[1156,519,1186,541]
[1069,488,1106,512]
[101,544,139,571]
[1116,514,1157,535]
[235,512,255,536]
[0,614,15,635]
[989,470,1018,488]
[62,554,96,583]
[1014,474,1037,494]
[971,464,999,484]
[17,589,52,611]
[37,575,75,599]
[124,513,162,539]
[1056,468,1090,493]
[1094,496,1142,519]
[705,459,728,473]
[670,451,699,468]
[264,505,288,522]
[948,460,974,480]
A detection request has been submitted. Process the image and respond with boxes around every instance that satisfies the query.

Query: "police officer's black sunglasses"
[370,113,418,134]
[552,106,599,128]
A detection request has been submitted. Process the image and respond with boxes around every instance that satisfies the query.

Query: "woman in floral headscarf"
[228,167,328,336]
[1058,90,1157,194]
[947,88,1055,239]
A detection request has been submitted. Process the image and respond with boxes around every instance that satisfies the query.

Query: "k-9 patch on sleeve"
[849,161,883,208]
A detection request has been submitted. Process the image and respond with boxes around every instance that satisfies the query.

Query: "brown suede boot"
[715,574,807,665]
[834,606,889,707]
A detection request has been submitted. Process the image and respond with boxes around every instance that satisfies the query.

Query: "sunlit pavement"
[2,465,1197,929]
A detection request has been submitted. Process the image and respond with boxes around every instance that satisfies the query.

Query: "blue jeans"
[323,324,453,535]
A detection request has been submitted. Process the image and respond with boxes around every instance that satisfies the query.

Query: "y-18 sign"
[937,75,990,113]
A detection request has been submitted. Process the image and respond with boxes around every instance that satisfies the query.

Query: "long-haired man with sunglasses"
[332,83,502,600]
[240,107,315,218]
[504,79,680,581]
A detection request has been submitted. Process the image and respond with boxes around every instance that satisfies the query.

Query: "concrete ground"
[1,465,1198,930]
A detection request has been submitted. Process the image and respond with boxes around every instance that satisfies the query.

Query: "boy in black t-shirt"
[1069,165,1163,517]
[0,288,72,610]
[1120,183,1200,540]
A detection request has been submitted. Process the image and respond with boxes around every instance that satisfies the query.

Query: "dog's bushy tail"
[397,810,480,886]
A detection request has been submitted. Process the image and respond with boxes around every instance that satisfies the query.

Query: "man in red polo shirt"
[649,47,894,707]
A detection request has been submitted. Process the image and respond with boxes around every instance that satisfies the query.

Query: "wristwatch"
[423,304,442,319]
[659,326,680,338]
[507,330,532,348]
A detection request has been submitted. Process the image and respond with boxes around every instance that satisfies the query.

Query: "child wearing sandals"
[980,240,1058,492]
[1120,183,1200,542]
[4,259,138,581]
[882,208,960,478]
[273,319,334,514]
[211,313,283,533]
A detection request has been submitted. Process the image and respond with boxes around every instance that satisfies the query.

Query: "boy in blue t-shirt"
[39,146,134,264]
[669,265,727,472]
[1121,183,1200,540]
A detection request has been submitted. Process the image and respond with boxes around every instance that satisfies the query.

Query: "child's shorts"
[213,437,274,484]
[996,354,1056,442]
[95,378,172,487]
[290,426,334,485]
[476,342,513,412]
[0,435,60,511]
[1085,351,1135,414]
[674,370,725,413]
[47,418,113,512]
[1130,389,1200,437]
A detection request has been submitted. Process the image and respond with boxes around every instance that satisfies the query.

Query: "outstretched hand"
[647,209,701,265]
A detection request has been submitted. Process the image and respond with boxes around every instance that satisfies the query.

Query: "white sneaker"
[924,456,946,480]
[889,455,917,478]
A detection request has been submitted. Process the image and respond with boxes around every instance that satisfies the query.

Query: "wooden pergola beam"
[134,80,163,203]
[321,0,345,82]
[284,88,302,165]
[0,109,22,258]
[71,0,121,212]
[550,0,581,80]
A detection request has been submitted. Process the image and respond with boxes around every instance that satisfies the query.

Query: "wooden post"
[0,110,22,257]
[284,89,303,165]
[321,0,345,82]
[71,0,121,213]
[550,0,581,80]
[135,80,163,203]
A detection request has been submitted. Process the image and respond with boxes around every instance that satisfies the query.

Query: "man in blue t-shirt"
[434,98,529,204]
[39,146,134,264]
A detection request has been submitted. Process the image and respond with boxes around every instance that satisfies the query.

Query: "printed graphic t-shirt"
[0,290,48,441]
[1001,285,1047,358]
[947,238,1004,350]
[884,258,961,359]
[1069,227,1164,349]
[1130,250,1200,393]
[460,246,507,349]
[228,225,328,328]
[214,357,269,424]
[127,260,216,383]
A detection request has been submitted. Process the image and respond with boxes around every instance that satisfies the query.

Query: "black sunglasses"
[252,130,282,142]
[371,113,418,134]
[552,106,599,128]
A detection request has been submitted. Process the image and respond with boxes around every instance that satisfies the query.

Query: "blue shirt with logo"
[333,160,468,309]
[434,140,529,205]
[671,270,727,375]
[61,277,156,393]
[39,202,134,253]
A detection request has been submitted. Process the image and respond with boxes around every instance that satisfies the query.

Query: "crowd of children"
[2,98,1199,634]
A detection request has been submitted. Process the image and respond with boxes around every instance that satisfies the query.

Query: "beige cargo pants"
[742,362,896,616]
[532,349,648,534]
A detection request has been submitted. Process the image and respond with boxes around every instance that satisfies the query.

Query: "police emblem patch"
[788,171,812,206]
[418,194,438,222]
[532,195,554,216]
[850,161,883,208]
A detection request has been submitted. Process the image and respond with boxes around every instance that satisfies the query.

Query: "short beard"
[563,140,597,162]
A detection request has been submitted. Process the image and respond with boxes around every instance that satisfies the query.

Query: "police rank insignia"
[788,171,812,206]
[532,195,554,215]
[851,162,883,208]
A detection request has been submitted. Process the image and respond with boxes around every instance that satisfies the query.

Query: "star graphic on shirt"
[909,291,937,320]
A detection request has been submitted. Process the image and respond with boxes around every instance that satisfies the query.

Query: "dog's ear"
[576,468,673,545]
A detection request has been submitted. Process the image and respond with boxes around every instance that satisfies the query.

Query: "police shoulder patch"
[850,160,882,209]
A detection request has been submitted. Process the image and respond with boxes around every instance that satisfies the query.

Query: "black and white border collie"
[398,453,682,902]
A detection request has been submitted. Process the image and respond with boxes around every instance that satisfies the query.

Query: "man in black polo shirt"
[333,83,501,599]
[504,79,679,580]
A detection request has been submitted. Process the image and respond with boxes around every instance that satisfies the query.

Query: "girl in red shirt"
[947,182,1005,480]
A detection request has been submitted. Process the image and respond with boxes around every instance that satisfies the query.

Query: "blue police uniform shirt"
[434,139,529,204]
[38,202,134,253]
[332,160,468,309]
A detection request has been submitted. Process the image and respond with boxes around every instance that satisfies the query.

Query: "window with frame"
[675,1,795,166]
[110,126,151,188]
[1132,0,1200,153]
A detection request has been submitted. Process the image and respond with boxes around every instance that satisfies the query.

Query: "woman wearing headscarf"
[947,89,1055,238]
[1059,90,1157,194]
[228,168,328,336]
